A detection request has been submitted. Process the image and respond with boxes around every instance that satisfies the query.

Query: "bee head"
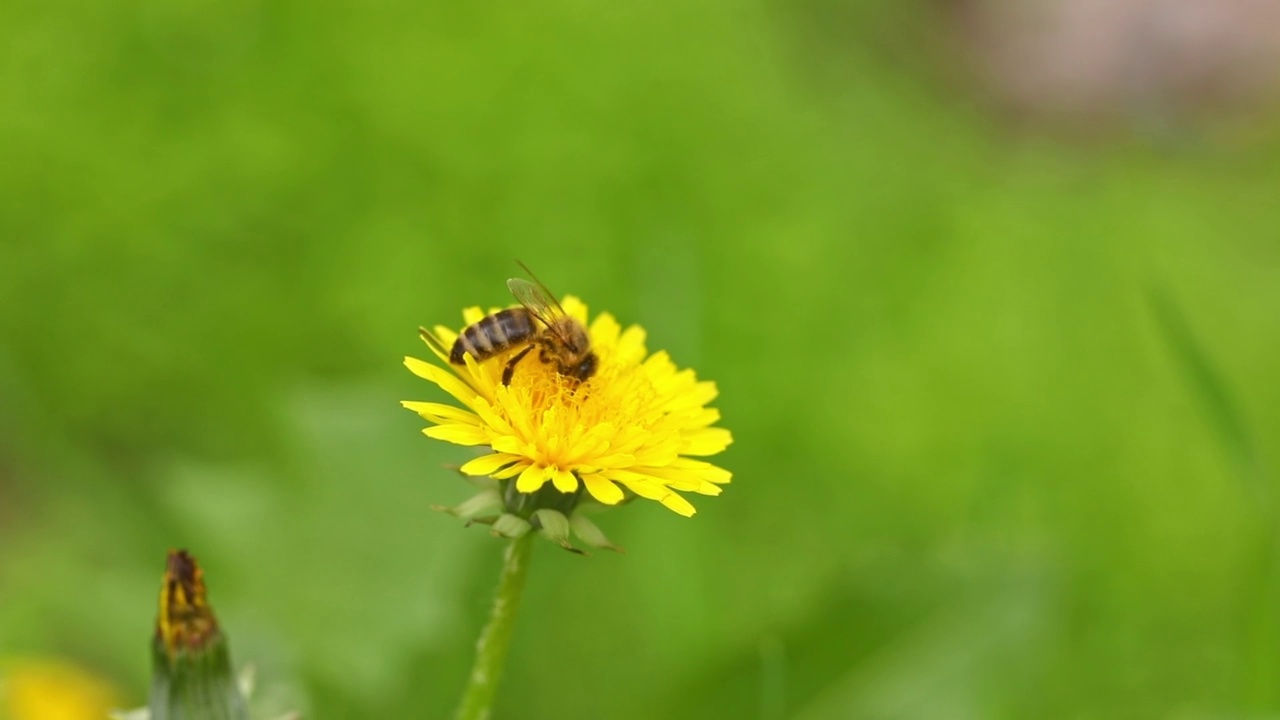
[561,321,590,354]
[563,352,597,382]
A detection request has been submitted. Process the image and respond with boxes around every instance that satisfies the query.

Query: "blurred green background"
[2,0,1279,717]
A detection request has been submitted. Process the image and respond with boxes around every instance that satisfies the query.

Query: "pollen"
[403,297,732,517]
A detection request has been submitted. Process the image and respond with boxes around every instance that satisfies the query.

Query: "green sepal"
[149,633,249,720]
[432,489,503,520]
[491,513,532,539]
[569,514,624,552]
[532,509,583,554]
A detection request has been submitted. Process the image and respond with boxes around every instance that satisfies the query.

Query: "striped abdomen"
[450,308,537,364]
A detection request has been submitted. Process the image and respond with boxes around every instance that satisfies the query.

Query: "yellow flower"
[1,657,121,720]
[403,296,731,518]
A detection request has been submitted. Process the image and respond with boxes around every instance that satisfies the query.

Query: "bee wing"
[506,277,564,329]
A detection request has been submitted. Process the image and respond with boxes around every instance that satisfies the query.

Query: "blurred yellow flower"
[403,296,731,517]
[1,657,121,720]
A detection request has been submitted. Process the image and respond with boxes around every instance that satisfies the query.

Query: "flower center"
[495,349,655,471]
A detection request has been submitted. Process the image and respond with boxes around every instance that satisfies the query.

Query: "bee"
[447,264,598,386]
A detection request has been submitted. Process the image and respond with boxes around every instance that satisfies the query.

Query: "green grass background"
[2,1,1280,717]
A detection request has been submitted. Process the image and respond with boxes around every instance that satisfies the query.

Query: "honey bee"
[447,264,597,386]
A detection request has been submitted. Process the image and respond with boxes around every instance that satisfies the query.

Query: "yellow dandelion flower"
[1,657,121,720]
[402,296,732,521]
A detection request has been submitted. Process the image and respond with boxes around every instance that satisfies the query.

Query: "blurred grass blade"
[1150,286,1280,708]
[1148,286,1267,509]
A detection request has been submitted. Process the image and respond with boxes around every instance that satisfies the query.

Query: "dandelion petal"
[404,358,482,409]
[424,424,489,446]
[550,469,578,493]
[581,474,624,505]
[516,464,549,493]
[682,428,734,456]
[401,401,481,425]
[460,453,521,477]
[659,492,697,517]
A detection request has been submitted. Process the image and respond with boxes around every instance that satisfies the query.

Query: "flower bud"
[148,550,248,720]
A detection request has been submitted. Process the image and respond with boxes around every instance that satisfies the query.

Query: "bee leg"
[502,345,536,386]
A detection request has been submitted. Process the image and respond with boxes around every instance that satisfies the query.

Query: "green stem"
[454,532,535,720]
